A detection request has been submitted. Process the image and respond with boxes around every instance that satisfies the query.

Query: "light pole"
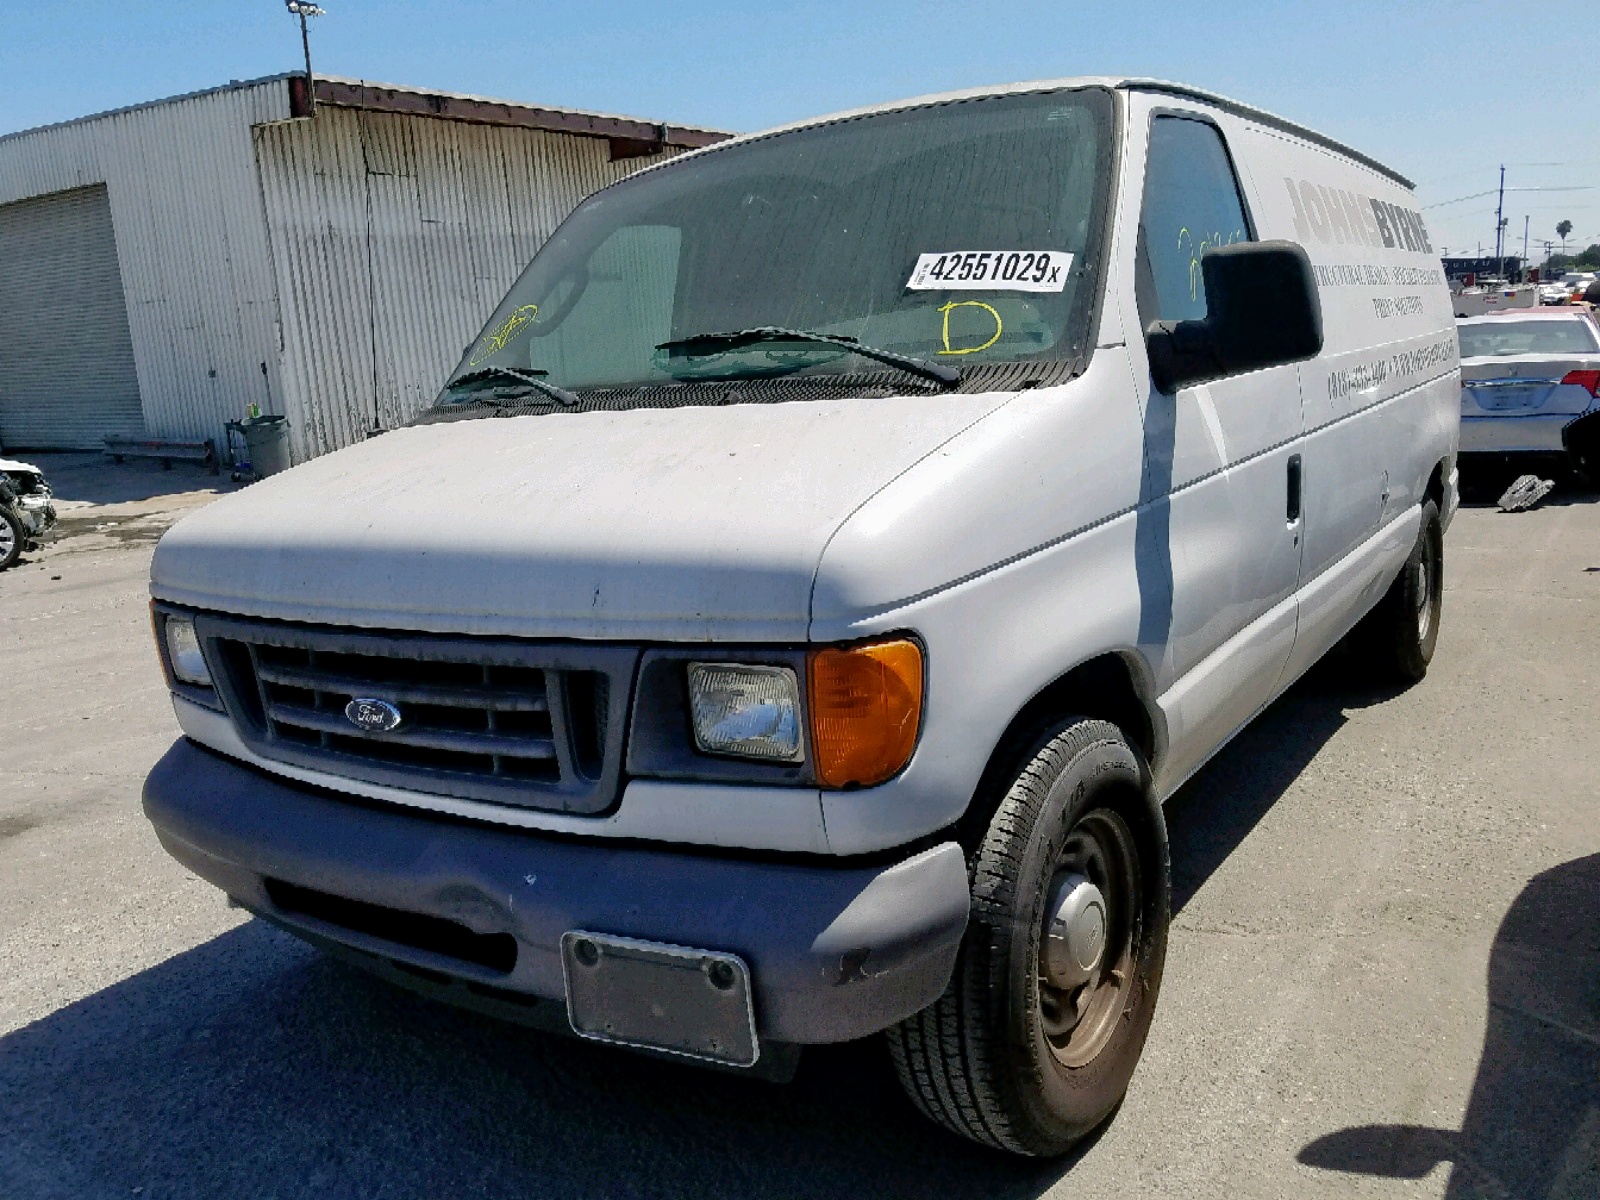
[285,2,326,116]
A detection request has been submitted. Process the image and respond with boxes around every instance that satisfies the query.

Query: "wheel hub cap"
[1416,556,1433,639]
[1042,874,1107,989]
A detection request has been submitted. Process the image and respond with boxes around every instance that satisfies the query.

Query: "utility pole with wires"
[285,2,326,116]
[1491,164,1504,276]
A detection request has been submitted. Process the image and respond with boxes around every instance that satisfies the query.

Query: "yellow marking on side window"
[470,304,539,366]
[1179,228,1247,302]
[937,300,1003,356]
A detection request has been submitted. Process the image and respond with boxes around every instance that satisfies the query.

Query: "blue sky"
[3,0,1596,260]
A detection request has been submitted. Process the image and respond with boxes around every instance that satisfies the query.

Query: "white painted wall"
[255,107,682,459]
[0,80,291,451]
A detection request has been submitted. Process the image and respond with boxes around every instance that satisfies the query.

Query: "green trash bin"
[237,414,291,477]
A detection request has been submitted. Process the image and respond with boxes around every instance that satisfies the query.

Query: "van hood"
[152,396,1010,641]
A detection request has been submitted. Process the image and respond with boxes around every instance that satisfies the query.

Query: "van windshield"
[434,88,1114,409]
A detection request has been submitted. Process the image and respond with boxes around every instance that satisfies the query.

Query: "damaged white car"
[0,458,59,570]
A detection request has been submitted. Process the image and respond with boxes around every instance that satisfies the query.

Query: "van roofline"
[661,76,1415,191]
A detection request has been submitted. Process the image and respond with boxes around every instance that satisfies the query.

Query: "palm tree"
[1557,220,1573,255]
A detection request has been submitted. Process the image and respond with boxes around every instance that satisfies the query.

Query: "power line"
[1422,185,1600,210]
[1416,162,1590,187]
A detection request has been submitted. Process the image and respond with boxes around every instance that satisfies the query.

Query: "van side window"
[1137,117,1253,325]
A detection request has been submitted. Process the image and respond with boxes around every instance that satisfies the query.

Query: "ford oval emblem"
[345,697,403,733]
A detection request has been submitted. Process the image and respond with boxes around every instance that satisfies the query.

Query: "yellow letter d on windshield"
[937,301,1003,356]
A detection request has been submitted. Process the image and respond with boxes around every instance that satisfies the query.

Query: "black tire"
[1355,498,1443,684]
[888,718,1170,1156]
[1568,424,1600,489]
[0,507,24,571]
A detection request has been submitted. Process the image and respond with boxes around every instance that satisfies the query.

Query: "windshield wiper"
[445,365,579,407]
[656,327,960,389]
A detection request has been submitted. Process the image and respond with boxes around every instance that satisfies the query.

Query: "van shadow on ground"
[0,665,1420,1200]
[0,924,1071,1200]
[1298,852,1600,1196]
[1164,647,1405,916]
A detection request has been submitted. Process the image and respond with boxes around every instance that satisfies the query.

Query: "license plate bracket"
[1475,384,1543,410]
[561,932,759,1067]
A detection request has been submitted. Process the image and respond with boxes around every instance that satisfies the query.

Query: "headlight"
[163,616,213,687]
[628,638,926,787]
[687,663,803,762]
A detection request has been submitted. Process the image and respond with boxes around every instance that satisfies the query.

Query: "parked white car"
[1458,310,1600,477]
[142,77,1459,1156]
[0,457,58,570]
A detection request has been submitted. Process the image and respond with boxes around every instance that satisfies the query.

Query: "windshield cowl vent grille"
[412,359,1082,427]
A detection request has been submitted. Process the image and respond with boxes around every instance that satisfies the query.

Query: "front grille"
[187,612,636,814]
[254,644,561,781]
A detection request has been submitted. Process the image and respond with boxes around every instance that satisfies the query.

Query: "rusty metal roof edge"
[309,75,732,147]
[0,72,733,151]
[0,74,300,146]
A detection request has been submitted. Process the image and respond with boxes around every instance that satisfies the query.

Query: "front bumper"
[13,497,56,536]
[143,739,970,1045]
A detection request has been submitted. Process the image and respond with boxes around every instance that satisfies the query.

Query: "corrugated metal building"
[0,74,727,460]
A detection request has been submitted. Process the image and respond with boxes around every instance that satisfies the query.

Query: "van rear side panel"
[1231,125,1457,597]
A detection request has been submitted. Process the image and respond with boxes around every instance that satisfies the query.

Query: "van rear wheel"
[1356,498,1443,684]
[887,719,1169,1156]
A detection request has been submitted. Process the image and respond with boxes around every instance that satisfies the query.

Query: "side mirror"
[1145,240,1323,393]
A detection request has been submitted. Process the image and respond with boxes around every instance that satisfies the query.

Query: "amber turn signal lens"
[807,639,924,788]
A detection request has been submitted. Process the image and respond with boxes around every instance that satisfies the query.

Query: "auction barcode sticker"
[906,250,1073,293]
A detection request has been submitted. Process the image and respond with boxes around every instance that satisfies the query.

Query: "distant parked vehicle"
[1453,281,1538,317]
[1556,272,1597,303]
[1539,280,1575,305]
[0,458,59,570]
[1457,310,1600,478]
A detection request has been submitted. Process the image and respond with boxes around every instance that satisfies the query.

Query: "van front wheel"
[887,719,1169,1156]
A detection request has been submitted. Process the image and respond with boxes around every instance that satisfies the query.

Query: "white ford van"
[143,78,1459,1155]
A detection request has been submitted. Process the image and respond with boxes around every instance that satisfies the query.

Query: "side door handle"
[1286,454,1303,524]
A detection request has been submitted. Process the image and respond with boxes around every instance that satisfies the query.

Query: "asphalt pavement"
[1,461,1596,1199]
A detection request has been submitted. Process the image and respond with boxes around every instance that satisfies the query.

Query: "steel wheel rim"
[1415,545,1434,642]
[1037,807,1141,1068]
